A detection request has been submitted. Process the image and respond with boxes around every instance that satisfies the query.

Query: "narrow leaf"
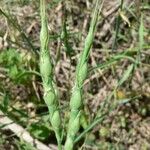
[118,64,134,86]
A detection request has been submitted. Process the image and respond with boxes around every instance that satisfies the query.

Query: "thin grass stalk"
[0,8,36,54]
[64,0,102,149]
[39,0,62,149]
[112,0,124,50]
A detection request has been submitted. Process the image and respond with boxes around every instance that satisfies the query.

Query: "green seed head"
[69,112,80,136]
[40,0,62,148]
[44,90,56,106]
[40,55,52,78]
[77,62,88,86]
[70,87,82,110]
[51,110,61,129]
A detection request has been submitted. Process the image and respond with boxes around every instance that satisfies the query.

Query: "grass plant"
[39,0,62,149]
[64,0,103,149]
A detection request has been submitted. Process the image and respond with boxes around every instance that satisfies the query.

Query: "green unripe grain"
[51,111,61,129]
[40,55,53,79]
[70,87,82,110]
[77,62,88,86]
[44,90,55,106]
[69,112,80,135]
[65,113,80,150]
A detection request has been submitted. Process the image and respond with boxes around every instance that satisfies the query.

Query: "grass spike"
[39,0,62,149]
[64,0,103,149]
